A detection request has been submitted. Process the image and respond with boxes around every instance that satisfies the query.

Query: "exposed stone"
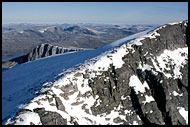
[34,108,67,125]
[55,97,65,112]
[71,100,84,106]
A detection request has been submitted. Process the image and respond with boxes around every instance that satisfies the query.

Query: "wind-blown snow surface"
[2,22,188,125]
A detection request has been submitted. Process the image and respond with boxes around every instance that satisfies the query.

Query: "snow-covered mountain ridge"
[3,21,188,125]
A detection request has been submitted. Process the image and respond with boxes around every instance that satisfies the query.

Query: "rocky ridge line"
[2,43,83,69]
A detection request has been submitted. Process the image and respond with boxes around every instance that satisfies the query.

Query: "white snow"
[112,46,128,68]
[151,58,171,78]
[40,87,51,93]
[172,91,183,96]
[129,75,149,94]
[133,121,138,125]
[144,51,148,56]
[137,115,141,120]
[124,109,132,116]
[121,95,127,100]
[138,62,153,71]
[142,95,155,105]
[156,47,188,79]
[168,21,183,25]
[143,81,150,90]
[95,99,101,107]
[5,118,15,125]
[14,111,42,125]
[148,47,188,79]
[177,107,188,124]
[148,31,160,39]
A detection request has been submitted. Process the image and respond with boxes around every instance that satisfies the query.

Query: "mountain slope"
[2,21,188,125]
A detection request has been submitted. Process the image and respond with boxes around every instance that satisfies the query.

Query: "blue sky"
[2,2,188,25]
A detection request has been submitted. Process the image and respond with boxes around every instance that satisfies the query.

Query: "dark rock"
[55,97,65,112]
[34,108,67,125]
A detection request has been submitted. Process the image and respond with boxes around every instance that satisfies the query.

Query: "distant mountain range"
[2,23,156,55]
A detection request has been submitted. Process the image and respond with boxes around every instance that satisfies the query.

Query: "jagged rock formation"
[5,22,188,125]
[27,43,83,61]
[2,43,83,69]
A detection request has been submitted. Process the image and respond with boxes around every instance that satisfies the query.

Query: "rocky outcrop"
[92,22,188,125]
[26,43,82,61]
[8,21,188,125]
[2,43,83,69]
[33,108,67,125]
[88,22,188,125]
